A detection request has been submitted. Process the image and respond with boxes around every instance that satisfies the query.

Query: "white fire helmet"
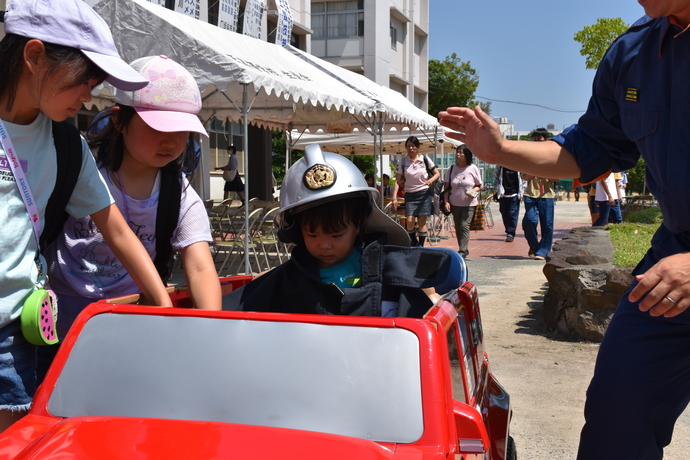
[276,144,410,247]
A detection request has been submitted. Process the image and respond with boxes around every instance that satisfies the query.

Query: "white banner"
[242,0,265,39]
[274,0,293,47]
[146,0,165,6]
[175,0,208,21]
[217,0,240,31]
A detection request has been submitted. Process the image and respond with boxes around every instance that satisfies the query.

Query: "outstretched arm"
[180,241,222,310]
[91,204,173,308]
[438,106,581,179]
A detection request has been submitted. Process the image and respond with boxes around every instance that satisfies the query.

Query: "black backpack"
[40,121,181,282]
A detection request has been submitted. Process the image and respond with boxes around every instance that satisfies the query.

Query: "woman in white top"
[442,145,482,257]
[392,136,440,247]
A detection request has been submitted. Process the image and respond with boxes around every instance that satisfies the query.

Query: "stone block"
[566,255,610,265]
[605,267,634,294]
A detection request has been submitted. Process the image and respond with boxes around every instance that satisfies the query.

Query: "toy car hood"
[7,417,421,459]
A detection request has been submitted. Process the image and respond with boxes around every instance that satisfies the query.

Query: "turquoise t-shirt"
[318,249,362,291]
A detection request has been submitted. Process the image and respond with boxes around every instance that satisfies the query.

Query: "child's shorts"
[0,320,36,411]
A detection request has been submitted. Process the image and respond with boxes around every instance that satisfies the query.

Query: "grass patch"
[608,222,658,268]
[624,206,663,224]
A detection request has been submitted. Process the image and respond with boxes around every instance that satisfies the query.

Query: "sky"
[429,0,646,132]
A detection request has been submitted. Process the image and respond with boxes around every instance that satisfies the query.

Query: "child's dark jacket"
[223,234,451,318]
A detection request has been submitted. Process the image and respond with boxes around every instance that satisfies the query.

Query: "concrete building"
[493,117,562,140]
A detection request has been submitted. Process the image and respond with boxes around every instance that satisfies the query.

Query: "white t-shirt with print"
[46,167,212,300]
[0,113,113,328]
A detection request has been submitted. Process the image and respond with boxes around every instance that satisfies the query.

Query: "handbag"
[470,192,486,231]
[421,156,442,215]
[439,165,453,216]
[222,168,237,182]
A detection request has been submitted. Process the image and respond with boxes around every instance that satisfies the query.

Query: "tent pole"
[378,113,385,209]
[286,128,291,173]
[242,83,251,275]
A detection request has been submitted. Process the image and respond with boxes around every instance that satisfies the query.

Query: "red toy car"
[0,277,514,459]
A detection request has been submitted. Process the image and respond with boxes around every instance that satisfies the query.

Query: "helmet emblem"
[303,164,336,190]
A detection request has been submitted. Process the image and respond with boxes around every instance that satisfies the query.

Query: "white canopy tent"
[286,46,441,207]
[92,0,380,274]
[291,129,462,157]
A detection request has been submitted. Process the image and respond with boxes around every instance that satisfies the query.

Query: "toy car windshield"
[48,313,424,443]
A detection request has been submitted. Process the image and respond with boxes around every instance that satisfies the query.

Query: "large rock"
[542,226,633,342]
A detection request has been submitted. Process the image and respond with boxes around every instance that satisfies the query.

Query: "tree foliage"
[573,17,629,70]
[271,131,374,185]
[428,53,490,117]
[626,157,647,195]
[271,129,303,185]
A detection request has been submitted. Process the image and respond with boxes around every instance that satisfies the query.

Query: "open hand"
[438,106,506,164]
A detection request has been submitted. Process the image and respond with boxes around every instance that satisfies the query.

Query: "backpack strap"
[422,154,437,179]
[40,121,83,254]
[154,163,182,283]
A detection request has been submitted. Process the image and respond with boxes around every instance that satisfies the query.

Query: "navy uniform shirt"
[553,15,690,238]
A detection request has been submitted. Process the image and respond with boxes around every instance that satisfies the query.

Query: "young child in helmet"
[224,145,452,317]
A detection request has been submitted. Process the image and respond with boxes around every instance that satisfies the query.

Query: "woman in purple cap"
[0,0,170,431]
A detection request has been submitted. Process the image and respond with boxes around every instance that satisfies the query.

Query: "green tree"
[574,18,647,196]
[626,157,646,195]
[271,131,374,184]
[573,17,629,69]
[271,129,303,185]
[428,53,491,117]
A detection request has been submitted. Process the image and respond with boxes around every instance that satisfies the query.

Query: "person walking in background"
[593,172,617,227]
[493,165,525,243]
[522,128,557,260]
[585,182,599,223]
[441,145,482,258]
[573,180,582,202]
[439,3,690,456]
[392,136,440,247]
[215,145,244,201]
[608,172,624,224]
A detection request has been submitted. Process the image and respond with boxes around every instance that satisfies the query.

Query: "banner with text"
[175,0,208,21]
[242,0,265,39]
[274,0,293,47]
[217,0,240,31]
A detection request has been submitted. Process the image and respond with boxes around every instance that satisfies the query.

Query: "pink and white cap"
[114,55,207,137]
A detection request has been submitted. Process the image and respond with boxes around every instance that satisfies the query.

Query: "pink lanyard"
[0,119,50,286]
[0,119,42,247]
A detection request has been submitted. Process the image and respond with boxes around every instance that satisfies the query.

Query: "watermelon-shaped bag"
[21,288,59,346]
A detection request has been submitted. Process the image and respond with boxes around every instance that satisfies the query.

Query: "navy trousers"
[577,227,690,459]
[498,196,520,237]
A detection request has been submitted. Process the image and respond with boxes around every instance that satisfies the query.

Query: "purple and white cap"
[4,0,148,91]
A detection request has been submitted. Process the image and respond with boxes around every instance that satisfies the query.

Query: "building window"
[390,22,397,49]
[312,1,364,39]
[209,118,244,172]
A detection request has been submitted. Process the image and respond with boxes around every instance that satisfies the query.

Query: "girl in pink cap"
[39,56,222,378]
[0,0,170,431]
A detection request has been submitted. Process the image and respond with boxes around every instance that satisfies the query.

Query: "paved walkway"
[429,199,592,259]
